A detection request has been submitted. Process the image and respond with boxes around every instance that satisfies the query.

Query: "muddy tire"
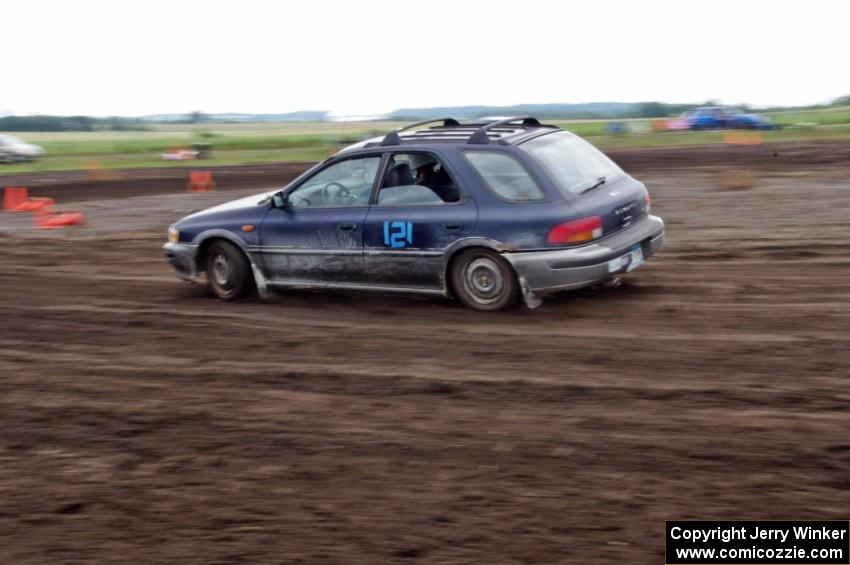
[450,248,519,311]
[204,240,254,301]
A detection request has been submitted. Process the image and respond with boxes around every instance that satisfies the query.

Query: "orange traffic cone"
[32,200,56,227]
[3,187,29,211]
[188,171,215,192]
[15,197,55,212]
[33,199,85,229]
[35,211,86,229]
[3,187,57,212]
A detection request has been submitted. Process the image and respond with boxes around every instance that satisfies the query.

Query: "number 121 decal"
[383,221,413,248]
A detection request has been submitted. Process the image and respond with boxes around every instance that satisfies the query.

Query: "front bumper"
[503,214,665,294]
[163,242,199,281]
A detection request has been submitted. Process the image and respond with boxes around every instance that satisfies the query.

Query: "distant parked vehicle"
[160,142,213,161]
[665,114,691,130]
[0,135,44,163]
[191,142,213,159]
[730,112,774,130]
[685,107,774,130]
[161,146,199,161]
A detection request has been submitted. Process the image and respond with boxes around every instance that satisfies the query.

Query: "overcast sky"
[5,0,848,116]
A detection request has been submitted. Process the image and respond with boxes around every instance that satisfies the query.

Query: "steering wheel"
[322,182,351,203]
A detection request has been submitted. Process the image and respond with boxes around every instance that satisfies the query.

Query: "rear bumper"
[503,214,665,293]
[163,242,199,281]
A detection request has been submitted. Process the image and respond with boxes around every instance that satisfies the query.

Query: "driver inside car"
[408,153,460,203]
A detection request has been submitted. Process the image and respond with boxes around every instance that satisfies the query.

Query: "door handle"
[442,223,463,232]
[338,223,358,231]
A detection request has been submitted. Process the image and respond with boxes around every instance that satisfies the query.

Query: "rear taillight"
[643,189,651,212]
[547,215,603,244]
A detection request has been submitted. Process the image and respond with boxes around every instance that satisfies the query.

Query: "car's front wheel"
[450,248,519,311]
[204,240,254,300]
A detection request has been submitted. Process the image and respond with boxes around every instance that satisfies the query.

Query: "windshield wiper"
[579,176,606,194]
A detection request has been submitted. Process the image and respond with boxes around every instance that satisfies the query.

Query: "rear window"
[521,131,624,195]
[463,151,544,202]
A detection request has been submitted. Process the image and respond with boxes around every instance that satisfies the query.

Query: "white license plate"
[626,244,644,272]
[608,244,645,273]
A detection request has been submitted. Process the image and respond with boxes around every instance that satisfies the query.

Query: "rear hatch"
[566,174,649,238]
[519,130,650,240]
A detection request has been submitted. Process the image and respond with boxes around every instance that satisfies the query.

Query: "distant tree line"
[0,115,148,132]
[2,96,847,131]
[393,101,713,121]
[635,102,695,118]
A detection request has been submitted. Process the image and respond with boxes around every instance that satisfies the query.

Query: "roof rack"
[380,117,460,146]
[373,115,554,148]
[467,116,542,144]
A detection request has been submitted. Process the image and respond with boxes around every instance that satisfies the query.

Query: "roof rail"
[467,116,542,144]
[380,117,461,146]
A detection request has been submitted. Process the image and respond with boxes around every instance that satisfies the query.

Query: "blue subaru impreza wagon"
[164,117,664,311]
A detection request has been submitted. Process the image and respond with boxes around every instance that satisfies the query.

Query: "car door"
[362,151,478,290]
[259,154,382,285]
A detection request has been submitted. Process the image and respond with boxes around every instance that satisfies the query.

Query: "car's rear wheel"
[204,240,254,300]
[450,248,519,311]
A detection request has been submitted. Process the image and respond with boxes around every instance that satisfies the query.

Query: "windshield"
[521,131,624,195]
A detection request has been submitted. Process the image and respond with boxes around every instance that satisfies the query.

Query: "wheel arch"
[193,229,249,267]
[439,237,513,297]
[192,229,269,295]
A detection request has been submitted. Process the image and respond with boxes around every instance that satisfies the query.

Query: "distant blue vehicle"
[164,117,664,311]
[732,112,774,130]
[686,106,774,130]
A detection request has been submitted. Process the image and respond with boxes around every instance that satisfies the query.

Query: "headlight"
[168,226,179,243]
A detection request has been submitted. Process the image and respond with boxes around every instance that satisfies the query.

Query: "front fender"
[192,229,271,296]
[191,228,251,251]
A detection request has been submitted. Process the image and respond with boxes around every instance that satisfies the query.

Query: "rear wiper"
[579,176,606,194]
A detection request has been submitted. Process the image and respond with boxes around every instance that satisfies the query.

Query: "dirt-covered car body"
[164,117,664,308]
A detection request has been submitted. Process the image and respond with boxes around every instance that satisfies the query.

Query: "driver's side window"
[288,156,381,209]
[377,152,461,206]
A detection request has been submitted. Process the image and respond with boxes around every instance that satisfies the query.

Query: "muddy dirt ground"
[0,142,848,564]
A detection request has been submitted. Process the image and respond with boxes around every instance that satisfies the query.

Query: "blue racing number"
[383,221,413,248]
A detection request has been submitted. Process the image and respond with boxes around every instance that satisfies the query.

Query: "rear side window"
[464,151,544,202]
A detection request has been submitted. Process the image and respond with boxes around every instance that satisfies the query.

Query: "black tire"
[204,240,254,301]
[450,248,519,311]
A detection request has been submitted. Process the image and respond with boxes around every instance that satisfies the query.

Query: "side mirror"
[271,192,288,209]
